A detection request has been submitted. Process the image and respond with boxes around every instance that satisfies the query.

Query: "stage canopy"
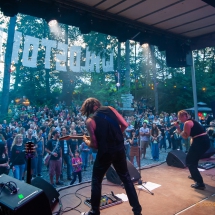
[0,0,215,67]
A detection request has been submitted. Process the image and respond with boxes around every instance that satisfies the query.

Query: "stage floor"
[53,161,215,215]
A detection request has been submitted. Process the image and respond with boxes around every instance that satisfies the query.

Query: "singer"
[174,110,210,190]
[80,98,142,215]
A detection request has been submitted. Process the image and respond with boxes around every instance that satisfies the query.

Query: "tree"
[0,16,16,119]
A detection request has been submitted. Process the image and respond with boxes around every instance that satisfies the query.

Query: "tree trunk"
[43,22,51,100]
[125,40,130,92]
[149,45,158,113]
[1,16,17,119]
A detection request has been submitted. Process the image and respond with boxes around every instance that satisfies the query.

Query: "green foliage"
[1,13,215,115]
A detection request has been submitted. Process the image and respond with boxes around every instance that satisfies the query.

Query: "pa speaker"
[166,150,186,168]
[31,177,59,209]
[0,174,52,215]
[201,147,215,159]
[106,160,141,185]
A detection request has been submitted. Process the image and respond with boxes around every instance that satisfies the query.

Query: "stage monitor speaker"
[31,177,59,209]
[0,174,52,215]
[106,160,141,185]
[166,150,186,168]
[201,147,215,159]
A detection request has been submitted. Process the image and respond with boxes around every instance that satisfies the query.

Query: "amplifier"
[0,174,52,215]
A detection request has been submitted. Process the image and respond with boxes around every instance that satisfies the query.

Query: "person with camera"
[174,110,210,190]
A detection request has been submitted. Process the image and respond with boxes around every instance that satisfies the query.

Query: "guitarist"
[80,98,142,215]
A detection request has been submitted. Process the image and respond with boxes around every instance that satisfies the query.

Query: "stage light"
[142,43,148,48]
[48,19,58,27]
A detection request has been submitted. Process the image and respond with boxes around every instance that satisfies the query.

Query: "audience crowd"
[0,99,214,188]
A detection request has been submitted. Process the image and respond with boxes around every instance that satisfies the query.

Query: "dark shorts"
[49,158,62,176]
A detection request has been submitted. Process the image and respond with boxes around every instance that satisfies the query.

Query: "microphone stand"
[137,132,154,195]
[26,157,31,184]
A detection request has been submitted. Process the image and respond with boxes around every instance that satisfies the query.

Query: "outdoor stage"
[53,160,215,215]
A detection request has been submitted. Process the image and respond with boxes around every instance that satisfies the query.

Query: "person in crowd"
[206,121,215,148]
[70,130,79,155]
[70,150,82,185]
[0,124,7,140]
[70,123,76,135]
[174,110,210,190]
[150,123,160,161]
[0,143,10,175]
[19,127,26,139]
[173,130,182,150]
[75,120,85,145]
[129,130,140,168]
[10,134,26,180]
[79,140,90,171]
[7,130,18,159]
[0,133,6,145]
[2,120,8,129]
[123,132,131,160]
[48,126,56,140]
[5,126,11,139]
[139,122,150,159]
[167,121,176,149]
[34,129,44,177]
[24,129,38,178]
[125,121,134,138]
[80,97,142,215]
[45,130,63,188]
[60,126,72,180]
[159,121,167,152]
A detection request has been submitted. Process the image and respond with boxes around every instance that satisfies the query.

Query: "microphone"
[171,121,180,126]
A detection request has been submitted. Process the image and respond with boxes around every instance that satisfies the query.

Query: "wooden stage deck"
[53,161,215,215]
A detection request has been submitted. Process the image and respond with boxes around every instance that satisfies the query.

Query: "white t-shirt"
[139,127,150,141]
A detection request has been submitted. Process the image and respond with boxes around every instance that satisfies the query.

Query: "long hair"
[151,124,159,136]
[11,134,23,151]
[80,98,102,117]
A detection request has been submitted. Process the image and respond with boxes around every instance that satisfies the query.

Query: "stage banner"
[0,30,114,72]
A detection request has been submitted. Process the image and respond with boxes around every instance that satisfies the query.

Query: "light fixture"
[48,19,58,27]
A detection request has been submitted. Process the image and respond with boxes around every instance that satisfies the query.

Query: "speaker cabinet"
[0,174,52,215]
[31,177,59,209]
[106,160,141,185]
[201,147,215,159]
[166,150,186,168]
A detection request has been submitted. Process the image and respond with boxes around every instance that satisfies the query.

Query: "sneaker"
[56,181,64,185]
[191,182,205,190]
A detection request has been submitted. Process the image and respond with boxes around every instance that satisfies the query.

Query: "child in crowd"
[70,150,82,185]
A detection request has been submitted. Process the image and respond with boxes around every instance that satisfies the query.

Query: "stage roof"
[0,0,215,50]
